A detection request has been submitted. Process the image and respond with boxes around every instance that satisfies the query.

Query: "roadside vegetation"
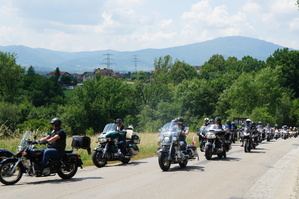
[0,48,299,139]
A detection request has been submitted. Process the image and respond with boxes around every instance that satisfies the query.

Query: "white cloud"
[0,0,298,51]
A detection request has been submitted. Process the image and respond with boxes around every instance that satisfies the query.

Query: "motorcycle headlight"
[164,136,170,143]
[98,137,107,143]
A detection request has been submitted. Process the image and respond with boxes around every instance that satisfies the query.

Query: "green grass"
[63,89,75,98]
[0,132,199,167]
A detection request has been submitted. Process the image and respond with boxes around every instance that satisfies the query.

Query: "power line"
[101,53,115,69]
[133,55,139,73]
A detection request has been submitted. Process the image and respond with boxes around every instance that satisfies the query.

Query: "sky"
[0,0,298,52]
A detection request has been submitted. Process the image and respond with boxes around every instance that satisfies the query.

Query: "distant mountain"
[0,36,290,73]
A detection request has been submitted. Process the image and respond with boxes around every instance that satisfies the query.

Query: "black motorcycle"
[157,121,198,171]
[202,124,231,160]
[0,131,83,185]
[0,149,14,162]
[92,123,140,168]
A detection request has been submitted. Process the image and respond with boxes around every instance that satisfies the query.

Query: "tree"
[63,77,136,134]
[0,52,24,102]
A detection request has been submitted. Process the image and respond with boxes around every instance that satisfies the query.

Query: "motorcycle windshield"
[102,123,117,133]
[243,127,251,133]
[19,131,32,151]
[205,124,222,131]
[160,122,179,137]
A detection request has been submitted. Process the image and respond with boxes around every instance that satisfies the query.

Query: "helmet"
[204,118,209,123]
[50,118,62,127]
[258,121,262,124]
[245,119,251,123]
[226,120,230,124]
[115,118,123,123]
[266,123,270,127]
[175,117,184,123]
[231,122,235,125]
[215,117,222,122]
[209,119,215,123]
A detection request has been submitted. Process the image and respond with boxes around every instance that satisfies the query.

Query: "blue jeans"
[41,148,62,167]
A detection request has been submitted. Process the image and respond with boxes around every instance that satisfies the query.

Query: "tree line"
[0,48,299,136]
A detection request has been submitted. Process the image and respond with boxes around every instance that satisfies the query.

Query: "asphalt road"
[1,137,299,199]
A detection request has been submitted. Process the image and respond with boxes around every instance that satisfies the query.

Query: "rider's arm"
[47,134,61,143]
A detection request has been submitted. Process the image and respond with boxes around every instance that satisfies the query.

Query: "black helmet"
[175,117,184,123]
[215,117,222,122]
[50,118,62,127]
[115,118,123,123]
[209,119,215,123]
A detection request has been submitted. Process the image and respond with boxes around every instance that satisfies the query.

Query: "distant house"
[193,66,201,72]
[48,71,72,76]
[82,72,95,81]
[93,68,120,79]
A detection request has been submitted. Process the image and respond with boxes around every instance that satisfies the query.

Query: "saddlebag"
[132,134,140,144]
[71,136,91,154]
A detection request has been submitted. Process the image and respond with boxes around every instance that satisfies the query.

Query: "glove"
[39,140,48,145]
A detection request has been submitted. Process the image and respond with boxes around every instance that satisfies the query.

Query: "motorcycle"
[203,124,231,160]
[282,127,289,140]
[243,127,255,152]
[0,131,83,185]
[92,123,140,167]
[265,127,272,141]
[274,129,280,140]
[0,149,14,162]
[157,121,198,171]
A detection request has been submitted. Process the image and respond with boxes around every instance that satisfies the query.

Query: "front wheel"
[92,151,107,168]
[57,162,78,179]
[0,159,23,185]
[205,145,212,160]
[158,152,171,171]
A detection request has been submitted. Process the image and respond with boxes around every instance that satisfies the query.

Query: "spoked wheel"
[158,152,171,171]
[92,151,107,168]
[57,162,78,179]
[0,159,23,185]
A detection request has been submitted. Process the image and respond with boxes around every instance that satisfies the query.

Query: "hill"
[0,36,289,73]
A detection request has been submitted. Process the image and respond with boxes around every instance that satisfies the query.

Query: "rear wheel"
[120,157,131,164]
[0,159,23,185]
[57,162,78,179]
[179,159,188,168]
[92,151,107,168]
[158,152,171,171]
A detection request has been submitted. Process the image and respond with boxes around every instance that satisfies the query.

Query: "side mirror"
[42,132,48,137]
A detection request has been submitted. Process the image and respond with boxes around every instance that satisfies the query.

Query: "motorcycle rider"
[231,122,237,142]
[37,118,66,173]
[214,117,225,148]
[224,120,232,142]
[173,117,189,152]
[241,119,252,147]
[114,118,127,156]
[198,118,209,151]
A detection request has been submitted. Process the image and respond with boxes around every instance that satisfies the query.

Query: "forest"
[0,48,299,136]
